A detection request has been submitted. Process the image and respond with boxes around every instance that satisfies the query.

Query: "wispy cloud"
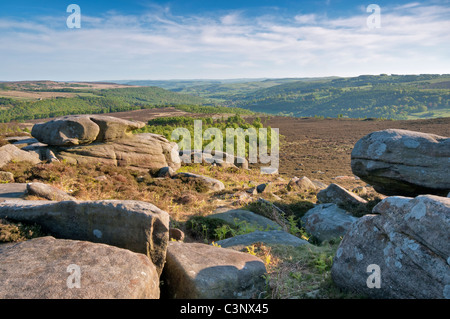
[0,1,449,80]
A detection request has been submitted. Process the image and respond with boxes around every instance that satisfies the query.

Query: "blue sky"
[0,0,449,81]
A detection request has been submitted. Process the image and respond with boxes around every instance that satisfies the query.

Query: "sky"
[0,0,449,81]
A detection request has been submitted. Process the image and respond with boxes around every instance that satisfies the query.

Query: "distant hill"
[0,83,210,122]
[2,75,449,122]
[112,75,450,120]
[228,74,450,120]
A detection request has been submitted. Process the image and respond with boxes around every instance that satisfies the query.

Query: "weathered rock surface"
[31,115,145,146]
[301,204,358,243]
[161,242,267,299]
[26,182,76,201]
[351,129,450,196]
[206,209,282,231]
[0,236,160,299]
[0,144,41,168]
[56,133,181,171]
[173,172,225,192]
[216,230,309,250]
[317,183,368,206]
[331,195,450,299]
[0,200,169,274]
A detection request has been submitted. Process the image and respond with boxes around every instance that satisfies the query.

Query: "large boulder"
[56,133,181,171]
[0,144,41,168]
[0,200,170,274]
[161,242,267,299]
[351,129,450,196]
[331,195,450,299]
[31,115,181,171]
[301,203,358,243]
[0,236,160,299]
[31,115,145,146]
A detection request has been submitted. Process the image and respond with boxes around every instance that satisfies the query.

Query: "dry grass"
[0,219,47,243]
[262,243,366,299]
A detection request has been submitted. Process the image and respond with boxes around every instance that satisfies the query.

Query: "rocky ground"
[0,113,449,299]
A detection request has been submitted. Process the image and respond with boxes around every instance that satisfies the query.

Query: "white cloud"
[294,14,318,24]
[0,2,449,80]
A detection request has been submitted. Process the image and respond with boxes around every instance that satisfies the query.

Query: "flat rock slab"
[0,236,160,299]
[161,242,267,299]
[215,230,309,250]
[207,209,281,231]
[0,200,169,274]
[0,183,27,201]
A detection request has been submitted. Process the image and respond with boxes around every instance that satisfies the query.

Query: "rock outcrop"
[351,129,450,196]
[161,241,267,299]
[331,195,450,299]
[30,115,181,171]
[31,115,145,146]
[0,200,170,274]
[0,236,160,299]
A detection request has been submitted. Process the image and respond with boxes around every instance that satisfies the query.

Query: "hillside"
[0,82,210,122]
[2,75,449,122]
[230,74,450,119]
[119,74,450,120]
